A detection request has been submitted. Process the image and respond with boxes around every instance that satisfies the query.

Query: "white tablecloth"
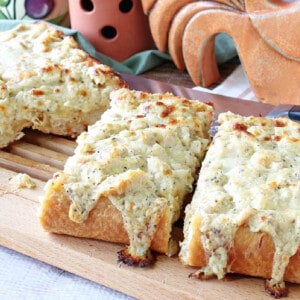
[1,64,254,300]
[0,245,134,299]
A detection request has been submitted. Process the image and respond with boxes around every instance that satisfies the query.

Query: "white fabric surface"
[0,63,253,300]
[0,245,135,300]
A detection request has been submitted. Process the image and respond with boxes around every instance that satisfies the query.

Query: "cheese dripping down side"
[63,88,213,262]
[180,112,300,294]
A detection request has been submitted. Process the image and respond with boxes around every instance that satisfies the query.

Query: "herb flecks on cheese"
[180,112,300,292]
[63,88,213,262]
[0,22,125,148]
[98,169,166,258]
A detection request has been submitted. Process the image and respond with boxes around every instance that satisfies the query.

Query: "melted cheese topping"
[181,112,300,286]
[0,22,125,148]
[10,173,36,189]
[63,88,213,257]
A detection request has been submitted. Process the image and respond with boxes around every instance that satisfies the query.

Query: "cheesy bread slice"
[39,88,213,266]
[0,22,126,149]
[180,112,300,297]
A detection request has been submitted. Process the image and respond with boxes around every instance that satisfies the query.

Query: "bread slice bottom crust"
[182,215,300,284]
[40,171,174,255]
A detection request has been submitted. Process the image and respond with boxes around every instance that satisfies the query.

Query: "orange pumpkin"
[143,0,300,105]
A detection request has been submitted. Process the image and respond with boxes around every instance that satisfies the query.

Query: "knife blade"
[265,105,300,122]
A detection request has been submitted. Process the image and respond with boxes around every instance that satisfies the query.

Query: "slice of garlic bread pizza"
[180,112,300,297]
[39,88,213,266]
[0,22,126,149]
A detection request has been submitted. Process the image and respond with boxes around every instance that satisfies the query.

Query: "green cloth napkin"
[0,20,237,75]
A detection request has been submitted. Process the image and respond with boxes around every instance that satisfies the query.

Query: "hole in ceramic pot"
[119,0,133,13]
[80,0,94,12]
[101,26,117,39]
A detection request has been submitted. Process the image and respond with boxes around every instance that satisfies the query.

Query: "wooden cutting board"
[0,130,300,299]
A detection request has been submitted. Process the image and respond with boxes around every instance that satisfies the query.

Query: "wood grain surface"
[0,130,300,299]
[141,60,241,89]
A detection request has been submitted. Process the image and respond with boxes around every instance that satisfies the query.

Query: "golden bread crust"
[40,89,214,261]
[40,171,172,254]
[183,215,300,283]
[180,112,300,288]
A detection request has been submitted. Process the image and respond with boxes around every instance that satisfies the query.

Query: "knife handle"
[289,106,300,122]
